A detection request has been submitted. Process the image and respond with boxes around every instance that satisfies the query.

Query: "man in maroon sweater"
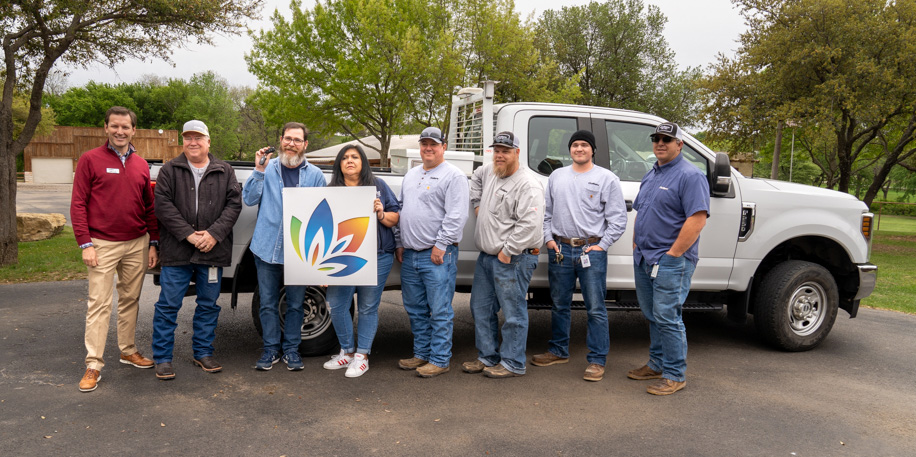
[70,106,160,392]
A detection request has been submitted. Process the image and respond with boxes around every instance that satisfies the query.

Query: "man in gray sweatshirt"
[532,129,628,382]
[463,131,545,378]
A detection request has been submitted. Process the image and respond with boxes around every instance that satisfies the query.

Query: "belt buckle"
[570,237,584,247]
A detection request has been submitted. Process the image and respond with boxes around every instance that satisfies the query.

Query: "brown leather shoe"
[583,363,605,382]
[398,357,428,370]
[627,364,662,380]
[120,352,154,369]
[483,365,523,378]
[531,352,569,367]
[461,360,486,373]
[78,368,101,392]
[416,363,449,378]
[155,362,176,380]
[194,356,222,373]
[647,378,686,395]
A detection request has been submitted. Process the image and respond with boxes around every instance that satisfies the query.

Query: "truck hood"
[741,178,866,210]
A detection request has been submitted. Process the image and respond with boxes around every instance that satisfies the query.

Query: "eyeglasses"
[650,135,677,144]
[282,136,305,145]
[183,136,206,143]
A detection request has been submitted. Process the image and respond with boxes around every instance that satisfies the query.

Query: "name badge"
[580,252,591,268]
[208,267,219,283]
[106,168,120,174]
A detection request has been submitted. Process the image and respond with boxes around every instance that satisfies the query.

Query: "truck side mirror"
[711,152,732,197]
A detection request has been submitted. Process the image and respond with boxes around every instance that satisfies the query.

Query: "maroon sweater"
[70,141,159,246]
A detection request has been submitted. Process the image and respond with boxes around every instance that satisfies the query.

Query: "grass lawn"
[0,226,86,284]
[861,217,916,314]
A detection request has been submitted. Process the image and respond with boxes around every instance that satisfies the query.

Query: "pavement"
[15,182,73,225]
[1,278,914,456]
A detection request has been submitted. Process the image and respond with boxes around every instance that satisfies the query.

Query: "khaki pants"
[84,234,149,370]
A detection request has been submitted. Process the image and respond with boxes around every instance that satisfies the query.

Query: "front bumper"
[854,263,878,300]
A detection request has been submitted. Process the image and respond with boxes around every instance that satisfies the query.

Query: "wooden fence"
[23,126,182,172]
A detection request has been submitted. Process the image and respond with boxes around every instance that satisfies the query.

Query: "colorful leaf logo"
[289,199,369,277]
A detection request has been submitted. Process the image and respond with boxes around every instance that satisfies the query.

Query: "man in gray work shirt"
[462,131,545,378]
[395,127,469,378]
[532,129,628,382]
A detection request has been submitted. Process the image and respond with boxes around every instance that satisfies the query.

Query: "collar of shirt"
[107,142,136,164]
[652,151,684,173]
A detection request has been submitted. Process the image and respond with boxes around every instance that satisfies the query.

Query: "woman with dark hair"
[323,145,400,377]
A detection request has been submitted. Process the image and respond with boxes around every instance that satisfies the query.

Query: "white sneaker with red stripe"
[345,353,369,378]
[323,350,353,370]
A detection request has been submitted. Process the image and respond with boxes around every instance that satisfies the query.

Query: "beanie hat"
[568,130,596,152]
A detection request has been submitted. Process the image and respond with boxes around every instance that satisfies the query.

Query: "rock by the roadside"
[17,213,66,242]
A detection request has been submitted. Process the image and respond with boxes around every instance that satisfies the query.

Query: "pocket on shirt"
[581,183,602,211]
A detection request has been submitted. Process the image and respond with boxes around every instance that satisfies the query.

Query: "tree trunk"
[771,120,784,180]
[0,141,18,266]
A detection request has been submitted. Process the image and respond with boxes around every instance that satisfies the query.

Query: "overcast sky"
[61,0,746,88]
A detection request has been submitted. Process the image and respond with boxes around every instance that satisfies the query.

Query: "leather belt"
[556,236,601,247]
[524,248,540,255]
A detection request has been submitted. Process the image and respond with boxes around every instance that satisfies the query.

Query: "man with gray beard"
[243,122,326,371]
[463,131,545,378]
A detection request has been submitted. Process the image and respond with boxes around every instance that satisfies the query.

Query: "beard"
[493,159,518,178]
[280,150,305,168]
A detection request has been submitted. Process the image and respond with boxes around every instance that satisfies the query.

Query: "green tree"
[700,0,916,205]
[46,82,138,127]
[536,0,702,125]
[173,72,242,159]
[248,0,460,166]
[444,0,580,105]
[1,0,260,266]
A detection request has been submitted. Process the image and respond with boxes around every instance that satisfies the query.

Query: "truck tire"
[251,285,341,357]
[753,260,839,351]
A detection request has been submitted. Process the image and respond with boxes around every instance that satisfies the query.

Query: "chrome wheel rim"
[787,281,827,336]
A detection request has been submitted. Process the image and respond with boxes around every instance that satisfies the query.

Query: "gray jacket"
[470,163,545,256]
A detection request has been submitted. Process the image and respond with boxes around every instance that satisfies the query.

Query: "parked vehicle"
[150,82,876,355]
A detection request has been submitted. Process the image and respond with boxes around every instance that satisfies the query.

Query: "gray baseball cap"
[182,120,210,137]
[419,127,445,144]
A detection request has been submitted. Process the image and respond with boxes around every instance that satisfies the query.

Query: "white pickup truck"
[150,83,877,356]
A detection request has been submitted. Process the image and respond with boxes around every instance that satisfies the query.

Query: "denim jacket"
[242,158,326,264]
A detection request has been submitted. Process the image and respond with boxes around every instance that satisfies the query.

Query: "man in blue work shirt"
[395,127,469,378]
[243,122,327,372]
[533,129,628,382]
[628,122,710,395]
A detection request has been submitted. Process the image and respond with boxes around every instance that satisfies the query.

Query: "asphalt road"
[1,278,914,456]
[15,183,73,225]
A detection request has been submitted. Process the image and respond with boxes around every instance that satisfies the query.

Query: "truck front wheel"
[251,285,340,357]
[753,260,839,351]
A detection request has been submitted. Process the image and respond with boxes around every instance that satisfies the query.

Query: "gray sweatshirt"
[470,163,545,256]
[543,165,628,251]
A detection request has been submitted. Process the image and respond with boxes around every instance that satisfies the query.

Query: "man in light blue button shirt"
[395,127,469,378]
[243,122,326,372]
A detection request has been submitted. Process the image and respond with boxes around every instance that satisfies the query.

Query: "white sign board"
[283,187,377,285]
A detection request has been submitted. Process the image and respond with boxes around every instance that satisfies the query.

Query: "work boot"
[627,364,663,380]
[583,363,605,382]
[461,360,486,373]
[398,357,428,370]
[416,363,449,378]
[647,378,686,396]
[531,352,569,367]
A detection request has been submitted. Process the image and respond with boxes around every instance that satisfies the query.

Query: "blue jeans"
[634,255,696,382]
[254,256,307,355]
[152,264,222,363]
[400,245,458,368]
[547,243,610,365]
[326,252,394,355]
[469,252,537,374]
